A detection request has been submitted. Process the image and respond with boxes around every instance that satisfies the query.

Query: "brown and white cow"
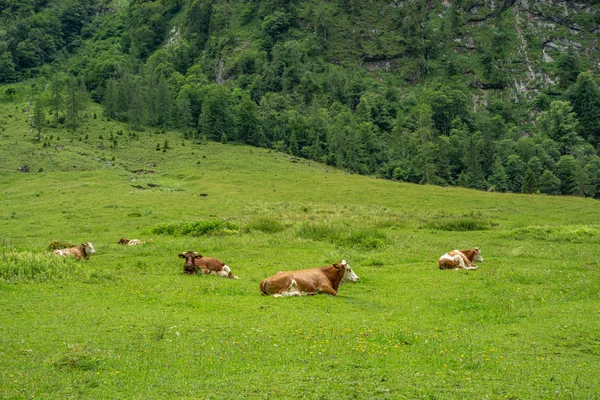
[259,260,359,297]
[53,242,96,260]
[438,248,483,270]
[178,251,238,279]
[117,237,143,245]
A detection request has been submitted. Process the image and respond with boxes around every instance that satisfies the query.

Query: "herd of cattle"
[52,239,484,297]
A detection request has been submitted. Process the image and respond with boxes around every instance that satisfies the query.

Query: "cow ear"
[178,253,185,258]
[333,263,341,269]
[195,254,203,258]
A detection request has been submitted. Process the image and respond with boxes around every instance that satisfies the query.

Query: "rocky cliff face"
[436,0,598,92]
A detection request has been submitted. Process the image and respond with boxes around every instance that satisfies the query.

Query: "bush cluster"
[151,220,239,236]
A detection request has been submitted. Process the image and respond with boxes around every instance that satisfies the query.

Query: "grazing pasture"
[0,100,599,398]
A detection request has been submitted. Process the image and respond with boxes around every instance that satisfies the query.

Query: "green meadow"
[1,100,599,399]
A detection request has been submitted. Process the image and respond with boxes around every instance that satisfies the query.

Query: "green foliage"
[501,225,600,243]
[2,0,600,200]
[539,169,561,195]
[151,220,240,236]
[0,250,82,283]
[53,345,103,372]
[244,217,286,234]
[555,155,578,195]
[47,240,77,251]
[422,213,493,231]
[296,222,387,249]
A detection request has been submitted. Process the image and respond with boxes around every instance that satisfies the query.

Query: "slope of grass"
[1,98,599,399]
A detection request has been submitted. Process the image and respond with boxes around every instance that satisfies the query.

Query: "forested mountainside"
[2,0,600,197]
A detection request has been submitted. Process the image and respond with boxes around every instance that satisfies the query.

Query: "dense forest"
[2,0,600,197]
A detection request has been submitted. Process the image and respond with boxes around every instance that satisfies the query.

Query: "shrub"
[501,225,600,243]
[151,220,239,236]
[244,218,286,234]
[47,240,76,251]
[422,213,493,231]
[0,251,81,283]
[296,223,387,250]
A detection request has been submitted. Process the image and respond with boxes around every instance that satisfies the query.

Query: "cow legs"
[458,254,478,269]
[317,284,338,296]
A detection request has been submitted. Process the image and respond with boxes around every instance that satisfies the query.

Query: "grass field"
[1,97,599,399]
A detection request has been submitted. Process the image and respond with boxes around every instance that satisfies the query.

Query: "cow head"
[339,259,359,284]
[83,242,96,255]
[178,251,202,274]
[117,237,129,244]
[473,247,484,263]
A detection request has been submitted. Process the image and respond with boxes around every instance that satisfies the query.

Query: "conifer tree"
[539,169,561,195]
[32,95,46,141]
[64,75,88,133]
[521,168,537,194]
[48,71,64,122]
[488,157,508,192]
[555,155,578,195]
[568,72,600,146]
[178,92,194,138]
[103,79,119,120]
[535,100,580,154]
[236,93,266,146]
[505,154,525,193]
[198,84,232,140]
[128,76,145,130]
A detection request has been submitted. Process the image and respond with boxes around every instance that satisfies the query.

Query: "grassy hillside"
[1,98,599,398]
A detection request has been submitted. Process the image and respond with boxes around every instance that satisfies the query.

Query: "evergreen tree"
[574,163,590,197]
[586,156,600,199]
[414,103,437,184]
[145,69,158,125]
[0,50,16,83]
[505,154,525,193]
[521,168,537,194]
[64,75,88,133]
[535,100,580,154]
[198,84,232,140]
[555,155,578,195]
[177,92,194,138]
[32,95,45,141]
[556,48,582,88]
[539,169,561,195]
[103,78,119,120]
[568,72,600,146]
[128,76,146,130]
[48,71,64,122]
[487,157,508,192]
[156,75,171,127]
[236,93,266,147]
[462,131,486,190]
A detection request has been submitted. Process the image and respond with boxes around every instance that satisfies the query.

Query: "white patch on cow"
[341,261,359,285]
[223,265,231,274]
[84,242,96,254]
[279,290,302,297]
[440,253,465,269]
[473,253,484,263]
[276,278,302,297]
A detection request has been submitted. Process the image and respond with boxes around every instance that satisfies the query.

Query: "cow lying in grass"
[178,251,238,279]
[117,237,145,245]
[53,242,96,260]
[438,247,483,270]
[259,260,359,297]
